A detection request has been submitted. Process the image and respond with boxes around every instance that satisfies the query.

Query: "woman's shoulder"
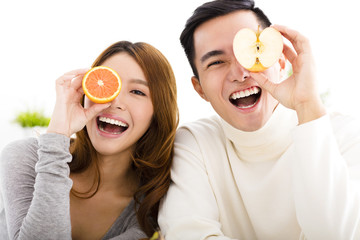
[1,137,39,158]
[0,137,39,173]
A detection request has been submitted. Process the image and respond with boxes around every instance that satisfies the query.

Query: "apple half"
[233,26,283,72]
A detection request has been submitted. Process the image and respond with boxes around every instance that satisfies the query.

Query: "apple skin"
[247,61,266,72]
[233,26,283,72]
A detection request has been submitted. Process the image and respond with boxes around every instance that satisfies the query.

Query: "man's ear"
[279,53,286,70]
[278,53,287,79]
[191,76,209,101]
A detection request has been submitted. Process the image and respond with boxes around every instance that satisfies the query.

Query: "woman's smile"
[96,115,129,137]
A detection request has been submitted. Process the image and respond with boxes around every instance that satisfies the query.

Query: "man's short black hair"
[180,0,271,78]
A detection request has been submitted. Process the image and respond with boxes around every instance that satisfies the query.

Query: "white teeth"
[230,86,260,100]
[99,117,128,127]
[238,101,257,109]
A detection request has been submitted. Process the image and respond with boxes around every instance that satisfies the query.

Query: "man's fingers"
[283,44,297,65]
[272,24,311,55]
[250,72,276,95]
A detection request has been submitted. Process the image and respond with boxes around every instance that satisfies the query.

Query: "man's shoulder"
[177,115,225,138]
[174,116,229,166]
[175,115,227,151]
[329,111,360,131]
[328,110,360,147]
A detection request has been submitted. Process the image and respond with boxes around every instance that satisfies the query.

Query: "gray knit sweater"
[0,133,147,240]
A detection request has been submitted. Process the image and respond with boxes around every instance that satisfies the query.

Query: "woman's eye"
[207,60,223,68]
[131,90,146,96]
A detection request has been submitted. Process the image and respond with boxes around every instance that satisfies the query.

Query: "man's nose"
[229,60,250,83]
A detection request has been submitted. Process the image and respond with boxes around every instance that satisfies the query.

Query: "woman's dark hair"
[69,41,178,236]
[180,0,271,78]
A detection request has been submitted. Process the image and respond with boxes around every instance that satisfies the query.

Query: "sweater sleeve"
[158,128,236,240]
[0,133,73,240]
[292,114,360,240]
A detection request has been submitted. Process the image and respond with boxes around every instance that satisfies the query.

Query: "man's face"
[192,10,285,131]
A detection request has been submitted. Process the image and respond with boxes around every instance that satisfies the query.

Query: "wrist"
[46,122,72,138]
[295,98,326,125]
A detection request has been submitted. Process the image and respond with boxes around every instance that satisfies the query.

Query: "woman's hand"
[47,69,110,137]
[250,24,326,124]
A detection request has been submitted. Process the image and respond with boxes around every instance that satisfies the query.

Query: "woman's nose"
[109,91,126,110]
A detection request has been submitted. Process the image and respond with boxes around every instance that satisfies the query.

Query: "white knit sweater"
[159,105,360,240]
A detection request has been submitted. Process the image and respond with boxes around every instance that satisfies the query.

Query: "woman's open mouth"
[229,86,261,109]
[96,116,128,135]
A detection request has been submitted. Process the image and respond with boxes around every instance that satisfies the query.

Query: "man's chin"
[223,115,266,132]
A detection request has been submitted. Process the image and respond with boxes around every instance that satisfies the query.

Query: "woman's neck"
[98,151,139,196]
[71,149,139,198]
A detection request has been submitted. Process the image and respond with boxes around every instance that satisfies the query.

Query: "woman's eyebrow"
[200,50,224,64]
[129,78,148,86]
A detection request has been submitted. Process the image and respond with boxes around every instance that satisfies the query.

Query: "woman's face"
[84,53,154,158]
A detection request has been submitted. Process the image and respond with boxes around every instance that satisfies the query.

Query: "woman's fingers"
[55,68,89,87]
[71,74,84,91]
[85,103,111,121]
[63,68,90,77]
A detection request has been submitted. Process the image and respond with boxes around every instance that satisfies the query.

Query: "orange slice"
[82,66,122,104]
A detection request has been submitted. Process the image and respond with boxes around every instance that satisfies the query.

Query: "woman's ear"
[191,76,209,101]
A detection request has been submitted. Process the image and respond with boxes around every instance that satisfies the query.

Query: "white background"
[1,0,360,152]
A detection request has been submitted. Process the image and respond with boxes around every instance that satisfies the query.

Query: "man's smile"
[229,86,261,109]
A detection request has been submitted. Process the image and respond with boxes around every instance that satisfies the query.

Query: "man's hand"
[250,25,326,124]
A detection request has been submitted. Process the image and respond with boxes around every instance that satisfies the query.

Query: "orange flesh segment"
[83,66,121,103]
[85,69,120,98]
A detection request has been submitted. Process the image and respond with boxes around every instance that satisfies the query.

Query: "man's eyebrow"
[200,50,224,64]
[129,78,148,86]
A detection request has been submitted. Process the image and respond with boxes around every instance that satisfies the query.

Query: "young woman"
[0,41,178,239]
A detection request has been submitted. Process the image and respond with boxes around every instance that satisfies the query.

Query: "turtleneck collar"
[220,104,298,162]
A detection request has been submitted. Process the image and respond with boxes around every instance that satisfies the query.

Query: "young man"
[158,0,360,239]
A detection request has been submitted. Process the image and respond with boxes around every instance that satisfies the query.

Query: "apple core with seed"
[233,26,283,72]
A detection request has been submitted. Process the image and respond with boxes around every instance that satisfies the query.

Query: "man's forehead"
[193,10,260,62]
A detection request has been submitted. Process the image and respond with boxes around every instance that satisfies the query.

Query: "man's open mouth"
[229,86,261,109]
[97,116,129,135]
